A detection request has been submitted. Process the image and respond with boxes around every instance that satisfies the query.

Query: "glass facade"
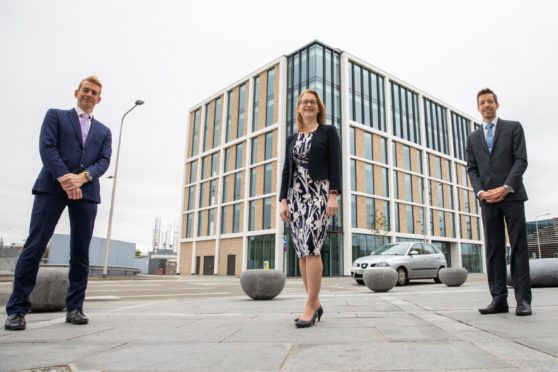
[391,82,420,144]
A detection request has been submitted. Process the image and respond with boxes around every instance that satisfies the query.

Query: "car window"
[375,243,410,255]
[421,243,436,254]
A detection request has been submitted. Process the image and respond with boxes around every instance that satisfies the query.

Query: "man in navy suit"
[5,76,112,330]
[466,88,531,316]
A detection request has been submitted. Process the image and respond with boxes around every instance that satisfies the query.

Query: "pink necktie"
[79,113,90,144]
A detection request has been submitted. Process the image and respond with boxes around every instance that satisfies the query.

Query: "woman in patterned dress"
[279,89,342,328]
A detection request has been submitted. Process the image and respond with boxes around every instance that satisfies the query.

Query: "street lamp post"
[102,100,144,278]
[422,181,442,243]
[535,213,551,259]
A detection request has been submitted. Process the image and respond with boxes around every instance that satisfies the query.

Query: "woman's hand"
[279,199,290,221]
[326,194,338,216]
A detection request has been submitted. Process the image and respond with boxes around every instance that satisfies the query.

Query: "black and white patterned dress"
[288,132,330,258]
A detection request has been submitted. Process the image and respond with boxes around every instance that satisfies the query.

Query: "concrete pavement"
[1,274,558,371]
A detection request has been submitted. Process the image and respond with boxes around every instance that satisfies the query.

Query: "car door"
[406,243,427,279]
[421,243,440,277]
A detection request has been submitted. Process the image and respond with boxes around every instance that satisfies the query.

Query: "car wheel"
[396,267,408,286]
[356,279,364,285]
[434,267,444,283]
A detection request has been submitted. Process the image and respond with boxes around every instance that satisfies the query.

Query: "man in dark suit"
[5,76,112,330]
[466,88,531,316]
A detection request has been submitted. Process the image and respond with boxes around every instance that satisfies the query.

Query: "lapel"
[492,118,503,151]
[68,108,85,147]
[84,118,96,148]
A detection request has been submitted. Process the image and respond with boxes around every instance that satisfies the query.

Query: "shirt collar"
[75,106,93,120]
[483,117,498,128]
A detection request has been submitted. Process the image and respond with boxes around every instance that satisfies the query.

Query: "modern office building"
[527,215,557,259]
[180,40,484,277]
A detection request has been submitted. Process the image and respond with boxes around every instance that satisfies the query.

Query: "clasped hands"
[58,173,88,200]
[480,186,509,204]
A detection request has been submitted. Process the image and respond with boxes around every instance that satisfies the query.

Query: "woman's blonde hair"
[296,89,326,130]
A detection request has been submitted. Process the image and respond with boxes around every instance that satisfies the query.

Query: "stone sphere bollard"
[240,269,286,300]
[363,267,398,292]
[439,267,468,287]
[29,266,69,312]
[507,258,558,287]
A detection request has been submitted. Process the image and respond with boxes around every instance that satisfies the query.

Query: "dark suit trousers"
[481,200,531,305]
[6,193,97,315]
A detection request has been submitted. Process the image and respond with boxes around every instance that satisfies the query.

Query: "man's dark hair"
[477,88,498,104]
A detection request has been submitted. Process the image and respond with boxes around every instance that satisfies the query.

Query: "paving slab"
[1,275,558,371]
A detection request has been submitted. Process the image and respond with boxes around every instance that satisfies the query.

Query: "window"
[211,153,218,177]
[451,112,470,161]
[202,103,210,152]
[250,168,257,197]
[187,186,195,210]
[366,198,374,229]
[424,98,449,155]
[266,68,275,126]
[391,82,419,144]
[188,160,197,184]
[198,183,205,208]
[213,97,222,148]
[234,172,242,200]
[252,76,260,131]
[233,203,241,233]
[251,137,258,164]
[248,200,255,230]
[224,147,232,173]
[364,132,373,161]
[208,209,214,235]
[265,131,273,160]
[349,63,385,130]
[365,163,374,194]
[222,176,229,203]
[209,180,216,205]
[185,213,193,238]
[247,234,275,269]
[221,206,227,234]
[264,163,272,194]
[226,91,233,142]
[406,204,414,233]
[235,142,243,169]
[190,109,200,156]
[237,84,246,138]
[263,197,272,229]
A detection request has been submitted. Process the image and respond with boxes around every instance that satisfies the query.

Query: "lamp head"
[135,100,144,106]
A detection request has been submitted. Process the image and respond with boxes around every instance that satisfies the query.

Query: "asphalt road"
[0,273,488,306]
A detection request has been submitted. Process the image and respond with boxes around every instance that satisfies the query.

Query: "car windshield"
[373,243,410,256]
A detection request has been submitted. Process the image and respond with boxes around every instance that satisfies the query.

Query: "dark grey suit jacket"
[466,118,528,206]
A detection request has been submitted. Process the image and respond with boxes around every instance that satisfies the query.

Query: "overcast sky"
[1,0,557,253]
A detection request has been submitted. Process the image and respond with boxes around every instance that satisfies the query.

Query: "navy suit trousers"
[481,200,531,305]
[6,193,97,315]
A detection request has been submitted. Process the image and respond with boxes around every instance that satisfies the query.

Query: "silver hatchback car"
[351,242,447,286]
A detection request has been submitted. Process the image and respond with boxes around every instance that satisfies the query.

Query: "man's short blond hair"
[78,75,102,90]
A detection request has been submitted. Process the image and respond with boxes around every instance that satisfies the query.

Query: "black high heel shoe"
[294,311,318,328]
[294,305,323,322]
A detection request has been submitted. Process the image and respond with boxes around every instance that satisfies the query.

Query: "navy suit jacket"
[280,124,342,200]
[466,118,528,207]
[32,108,112,203]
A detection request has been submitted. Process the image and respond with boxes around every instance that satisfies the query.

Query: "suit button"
[80,164,84,167]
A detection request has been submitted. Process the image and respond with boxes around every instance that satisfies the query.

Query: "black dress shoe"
[4,313,26,331]
[66,309,89,324]
[516,300,532,316]
[479,301,509,314]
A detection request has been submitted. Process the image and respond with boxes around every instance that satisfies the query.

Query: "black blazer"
[279,124,342,200]
[466,118,528,206]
